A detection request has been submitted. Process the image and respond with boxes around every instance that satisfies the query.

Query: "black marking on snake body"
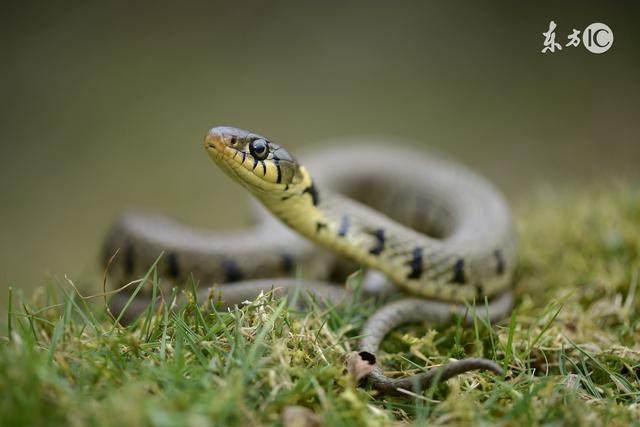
[275,160,282,184]
[260,160,266,175]
[221,259,243,282]
[166,251,180,280]
[358,351,376,365]
[123,241,135,276]
[407,247,423,279]
[338,215,350,237]
[316,221,327,233]
[281,194,294,201]
[241,151,246,164]
[252,157,258,170]
[280,253,295,274]
[229,135,237,145]
[494,249,505,275]
[302,183,320,206]
[452,258,467,284]
[369,229,385,255]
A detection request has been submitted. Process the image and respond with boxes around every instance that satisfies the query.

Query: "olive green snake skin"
[105,126,516,395]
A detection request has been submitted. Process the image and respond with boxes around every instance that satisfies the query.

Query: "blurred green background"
[1,1,639,293]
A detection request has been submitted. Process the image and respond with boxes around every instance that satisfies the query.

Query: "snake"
[104,126,517,395]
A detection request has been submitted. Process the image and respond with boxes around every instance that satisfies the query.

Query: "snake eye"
[249,139,269,160]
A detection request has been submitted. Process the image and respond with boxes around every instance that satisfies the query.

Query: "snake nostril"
[358,351,376,365]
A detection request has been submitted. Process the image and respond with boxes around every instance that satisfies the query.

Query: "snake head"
[204,126,304,192]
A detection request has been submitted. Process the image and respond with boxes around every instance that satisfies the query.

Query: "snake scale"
[105,126,517,395]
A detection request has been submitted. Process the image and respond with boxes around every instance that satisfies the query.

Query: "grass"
[1,183,640,426]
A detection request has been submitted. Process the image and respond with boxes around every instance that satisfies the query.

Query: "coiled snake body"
[105,126,516,395]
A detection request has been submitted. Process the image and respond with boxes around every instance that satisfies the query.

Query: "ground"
[1,183,639,426]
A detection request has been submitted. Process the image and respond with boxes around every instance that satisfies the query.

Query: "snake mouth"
[203,129,244,174]
[203,130,244,171]
[203,129,229,154]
